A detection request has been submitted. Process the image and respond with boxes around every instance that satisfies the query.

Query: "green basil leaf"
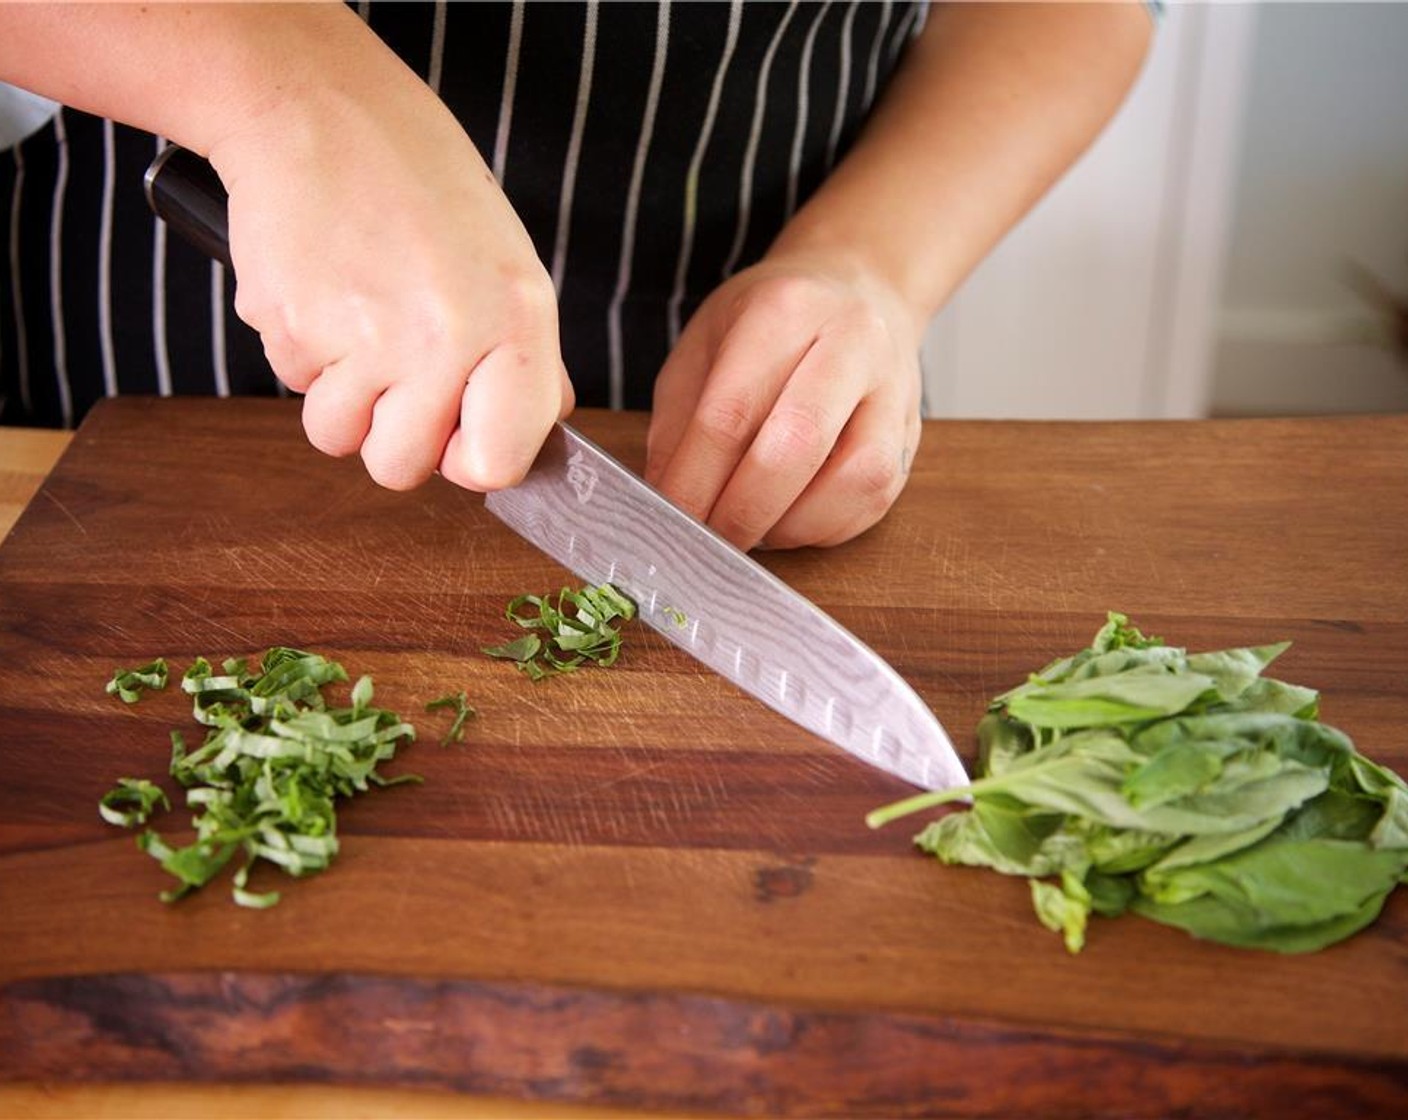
[1006,667,1217,730]
[482,634,543,662]
[1134,840,1408,952]
[1185,643,1289,703]
[869,612,1408,954]
[1031,870,1092,954]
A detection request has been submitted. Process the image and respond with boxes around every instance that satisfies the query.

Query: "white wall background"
[919,1,1408,422]
[1213,0,1408,416]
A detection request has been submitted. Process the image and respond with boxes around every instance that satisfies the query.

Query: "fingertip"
[300,370,374,459]
[360,421,442,491]
[363,457,433,492]
[356,378,462,491]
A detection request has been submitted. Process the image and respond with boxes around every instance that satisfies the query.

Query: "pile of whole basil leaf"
[868,614,1408,953]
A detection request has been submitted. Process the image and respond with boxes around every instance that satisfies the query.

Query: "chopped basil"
[105,658,169,703]
[868,613,1408,954]
[426,690,477,745]
[483,583,637,680]
[99,648,420,908]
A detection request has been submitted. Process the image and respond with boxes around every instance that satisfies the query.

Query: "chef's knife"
[145,145,967,792]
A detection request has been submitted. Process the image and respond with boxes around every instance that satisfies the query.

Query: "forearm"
[0,1,425,156]
[769,0,1153,332]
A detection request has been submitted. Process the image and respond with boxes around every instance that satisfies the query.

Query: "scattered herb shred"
[105,658,169,703]
[867,613,1408,954]
[98,648,421,909]
[426,690,477,745]
[98,778,171,827]
[483,583,637,680]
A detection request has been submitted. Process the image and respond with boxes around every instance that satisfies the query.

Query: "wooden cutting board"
[2,398,1406,1118]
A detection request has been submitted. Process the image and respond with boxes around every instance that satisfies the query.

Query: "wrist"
[205,11,429,169]
[207,32,469,212]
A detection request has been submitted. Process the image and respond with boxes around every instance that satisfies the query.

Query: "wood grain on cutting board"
[1,399,1405,1117]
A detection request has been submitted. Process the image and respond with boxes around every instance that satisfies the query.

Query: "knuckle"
[842,304,892,348]
[262,341,307,390]
[758,404,833,468]
[497,268,560,329]
[232,285,274,333]
[760,524,810,551]
[696,393,758,450]
[843,444,906,509]
[714,499,772,548]
[743,275,820,323]
[393,291,460,367]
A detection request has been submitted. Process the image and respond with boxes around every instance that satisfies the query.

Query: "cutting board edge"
[1,969,1403,1119]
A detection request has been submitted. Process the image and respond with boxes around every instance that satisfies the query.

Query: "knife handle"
[144,145,233,269]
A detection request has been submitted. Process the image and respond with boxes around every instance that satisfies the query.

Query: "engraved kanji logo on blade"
[566,449,598,504]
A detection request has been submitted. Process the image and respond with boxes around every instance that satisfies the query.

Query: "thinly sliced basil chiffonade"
[99,648,420,908]
[483,583,637,680]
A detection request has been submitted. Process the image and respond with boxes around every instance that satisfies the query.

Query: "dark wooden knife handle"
[144,145,233,269]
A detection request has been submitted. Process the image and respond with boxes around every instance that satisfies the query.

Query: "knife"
[144,145,967,792]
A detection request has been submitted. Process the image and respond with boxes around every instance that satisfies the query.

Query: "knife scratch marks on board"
[484,792,521,837]
[569,757,672,800]
[365,551,395,588]
[202,539,320,588]
[40,488,88,535]
[584,754,687,843]
[133,595,254,649]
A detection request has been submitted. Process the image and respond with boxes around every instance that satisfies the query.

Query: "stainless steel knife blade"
[145,144,967,791]
[485,425,968,791]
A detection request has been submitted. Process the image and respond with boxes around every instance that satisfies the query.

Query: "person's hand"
[209,57,572,493]
[645,251,923,551]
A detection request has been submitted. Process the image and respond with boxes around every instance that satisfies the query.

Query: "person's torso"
[0,0,925,427]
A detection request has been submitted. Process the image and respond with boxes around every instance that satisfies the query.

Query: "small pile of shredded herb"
[868,613,1408,954]
[99,649,421,909]
[483,583,636,680]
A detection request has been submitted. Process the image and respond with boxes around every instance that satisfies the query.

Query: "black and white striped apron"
[0,0,925,430]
